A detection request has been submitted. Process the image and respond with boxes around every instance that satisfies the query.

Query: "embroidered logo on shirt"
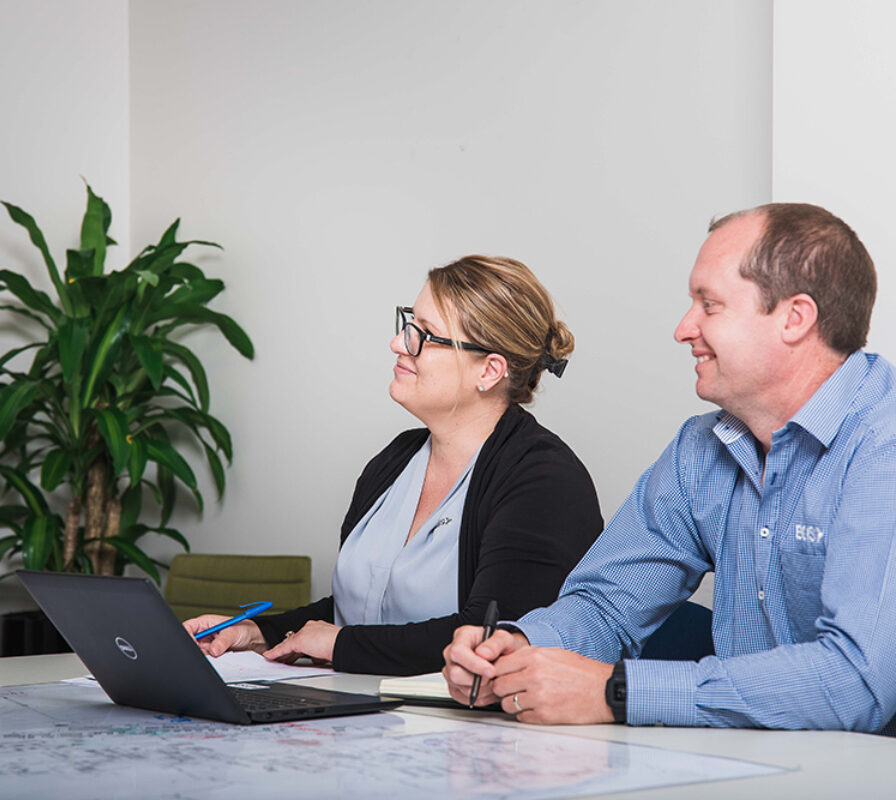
[794,524,824,543]
[434,517,452,529]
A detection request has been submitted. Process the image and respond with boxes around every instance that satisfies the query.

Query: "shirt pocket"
[779,550,825,641]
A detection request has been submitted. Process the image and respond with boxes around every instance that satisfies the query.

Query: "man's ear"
[478,353,508,392]
[781,293,819,345]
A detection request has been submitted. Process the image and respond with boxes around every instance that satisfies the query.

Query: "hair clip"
[545,358,568,378]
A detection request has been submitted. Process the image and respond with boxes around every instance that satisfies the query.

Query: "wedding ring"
[512,694,522,713]
[283,631,295,642]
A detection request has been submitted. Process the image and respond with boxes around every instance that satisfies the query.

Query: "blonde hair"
[428,255,573,405]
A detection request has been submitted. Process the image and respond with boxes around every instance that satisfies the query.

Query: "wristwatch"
[604,661,627,723]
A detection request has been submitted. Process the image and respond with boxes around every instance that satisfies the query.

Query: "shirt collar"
[788,350,869,447]
[712,412,751,445]
[712,350,869,450]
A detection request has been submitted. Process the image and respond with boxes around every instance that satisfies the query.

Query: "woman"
[185,255,603,674]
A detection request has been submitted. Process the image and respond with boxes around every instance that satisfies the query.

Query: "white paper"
[61,650,333,687]
[1,681,786,800]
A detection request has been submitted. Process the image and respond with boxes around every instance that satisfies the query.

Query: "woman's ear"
[477,353,508,392]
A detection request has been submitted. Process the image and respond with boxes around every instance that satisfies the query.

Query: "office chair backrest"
[163,553,312,621]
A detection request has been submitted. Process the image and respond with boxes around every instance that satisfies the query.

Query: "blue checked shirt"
[516,350,896,731]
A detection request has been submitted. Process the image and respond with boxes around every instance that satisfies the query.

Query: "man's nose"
[674,306,699,344]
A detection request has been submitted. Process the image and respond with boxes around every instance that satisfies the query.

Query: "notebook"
[379,672,455,705]
[17,570,402,725]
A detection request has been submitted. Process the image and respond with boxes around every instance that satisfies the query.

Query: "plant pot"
[0,609,71,657]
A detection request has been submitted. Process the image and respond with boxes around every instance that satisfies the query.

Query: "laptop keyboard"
[230,687,314,711]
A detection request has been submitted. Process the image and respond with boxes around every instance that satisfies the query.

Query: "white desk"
[1,653,893,799]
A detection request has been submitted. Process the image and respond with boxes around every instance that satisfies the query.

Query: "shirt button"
[760,527,770,538]
[758,590,765,600]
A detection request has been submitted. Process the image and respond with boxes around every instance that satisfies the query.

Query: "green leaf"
[0,269,61,324]
[0,303,55,332]
[22,515,55,570]
[119,484,142,535]
[0,534,20,560]
[65,248,95,282]
[0,343,43,372]
[0,201,72,315]
[0,504,28,528]
[127,333,164,389]
[92,407,131,477]
[80,183,111,276]
[160,278,225,310]
[0,467,50,515]
[57,318,89,383]
[136,269,159,287]
[160,309,254,359]
[119,523,190,552]
[159,366,198,408]
[168,407,232,462]
[158,218,180,248]
[203,442,226,498]
[81,304,129,406]
[128,434,147,484]
[159,341,209,411]
[145,438,196,490]
[191,486,204,514]
[0,380,40,441]
[157,463,175,527]
[168,262,205,282]
[40,448,72,491]
[101,537,160,583]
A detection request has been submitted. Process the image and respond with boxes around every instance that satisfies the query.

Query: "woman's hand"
[182,615,268,657]
[263,620,342,665]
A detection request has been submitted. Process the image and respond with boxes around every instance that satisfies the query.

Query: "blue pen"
[194,601,273,640]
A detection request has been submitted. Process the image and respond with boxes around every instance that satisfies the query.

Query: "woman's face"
[389,282,483,421]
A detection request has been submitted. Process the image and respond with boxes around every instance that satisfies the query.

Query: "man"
[443,203,896,732]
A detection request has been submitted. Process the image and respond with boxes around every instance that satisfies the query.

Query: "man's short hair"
[710,203,877,355]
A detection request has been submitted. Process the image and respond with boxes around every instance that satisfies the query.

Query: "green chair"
[163,553,312,621]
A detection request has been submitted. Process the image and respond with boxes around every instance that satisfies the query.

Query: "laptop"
[17,570,402,724]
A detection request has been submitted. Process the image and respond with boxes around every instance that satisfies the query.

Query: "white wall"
[0,1,130,258]
[0,0,129,609]
[128,0,772,601]
[773,1,896,361]
[0,1,772,607]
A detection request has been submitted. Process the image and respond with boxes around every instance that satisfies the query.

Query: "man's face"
[674,213,787,418]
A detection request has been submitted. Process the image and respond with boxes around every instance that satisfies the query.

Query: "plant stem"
[84,455,107,574]
[99,496,121,575]
[63,497,81,571]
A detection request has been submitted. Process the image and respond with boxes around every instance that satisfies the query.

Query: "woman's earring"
[504,372,509,379]
[477,385,485,392]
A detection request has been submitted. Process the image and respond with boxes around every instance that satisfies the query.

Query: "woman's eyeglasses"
[395,306,491,358]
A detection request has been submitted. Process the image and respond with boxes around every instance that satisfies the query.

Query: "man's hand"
[182,615,268,657]
[491,647,615,725]
[442,626,529,707]
[262,620,342,665]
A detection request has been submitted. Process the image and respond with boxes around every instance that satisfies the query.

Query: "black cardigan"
[255,405,603,674]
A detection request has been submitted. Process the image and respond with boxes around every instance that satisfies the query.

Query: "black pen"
[468,600,499,708]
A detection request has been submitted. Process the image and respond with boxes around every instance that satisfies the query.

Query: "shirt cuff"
[625,658,698,727]
[504,619,566,648]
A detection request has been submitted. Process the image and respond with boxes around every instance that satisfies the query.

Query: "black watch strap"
[604,660,627,723]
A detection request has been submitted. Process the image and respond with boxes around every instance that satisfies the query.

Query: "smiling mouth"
[696,355,713,363]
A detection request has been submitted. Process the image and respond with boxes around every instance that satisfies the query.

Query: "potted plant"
[0,183,253,605]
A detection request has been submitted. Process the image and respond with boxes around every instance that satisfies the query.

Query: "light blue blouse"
[332,436,480,626]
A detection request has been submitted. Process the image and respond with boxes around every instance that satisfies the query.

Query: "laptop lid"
[17,571,401,724]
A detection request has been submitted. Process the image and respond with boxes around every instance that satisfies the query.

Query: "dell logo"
[114,636,138,660]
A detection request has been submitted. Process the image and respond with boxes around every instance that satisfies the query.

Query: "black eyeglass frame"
[395,306,492,358]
